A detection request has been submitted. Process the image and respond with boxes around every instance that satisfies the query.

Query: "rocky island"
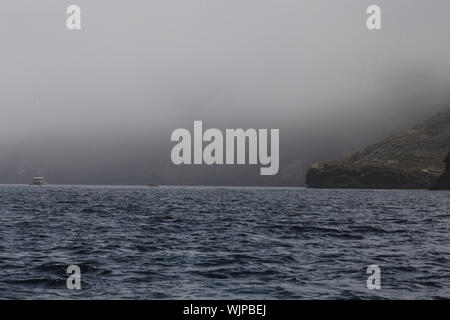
[306,109,450,189]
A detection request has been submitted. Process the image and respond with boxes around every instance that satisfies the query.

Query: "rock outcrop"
[306,162,436,189]
[306,109,450,189]
[430,152,450,190]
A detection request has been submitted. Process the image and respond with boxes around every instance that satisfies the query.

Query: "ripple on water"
[0,185,449,299]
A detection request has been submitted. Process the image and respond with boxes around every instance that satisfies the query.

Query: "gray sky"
[1,0,450,185]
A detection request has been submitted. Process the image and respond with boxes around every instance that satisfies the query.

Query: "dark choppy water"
[0,185,449,299]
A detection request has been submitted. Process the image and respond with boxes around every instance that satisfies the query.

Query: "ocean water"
[0,185,449,299]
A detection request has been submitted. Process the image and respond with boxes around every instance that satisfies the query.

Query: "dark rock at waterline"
[306,163,435,189]
[430,152,450,190]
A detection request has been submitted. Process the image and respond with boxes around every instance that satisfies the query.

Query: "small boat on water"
[30,173,47,185]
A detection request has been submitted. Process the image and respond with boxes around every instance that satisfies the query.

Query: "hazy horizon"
[1,0,450,185]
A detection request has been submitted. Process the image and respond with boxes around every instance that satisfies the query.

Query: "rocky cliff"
[430,152,450,190]
[306,109,450,189]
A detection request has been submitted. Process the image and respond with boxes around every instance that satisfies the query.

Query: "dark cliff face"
[430,152,450,190]
[306,164,435,189]
[306,109,450,189]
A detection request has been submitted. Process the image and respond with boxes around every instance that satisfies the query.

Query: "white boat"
[30,173,47,185]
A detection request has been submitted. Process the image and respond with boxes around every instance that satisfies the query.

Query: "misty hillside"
[348,109,450,174]
[306,108,450,189]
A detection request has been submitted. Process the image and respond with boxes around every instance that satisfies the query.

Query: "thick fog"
[1,0,450,185]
